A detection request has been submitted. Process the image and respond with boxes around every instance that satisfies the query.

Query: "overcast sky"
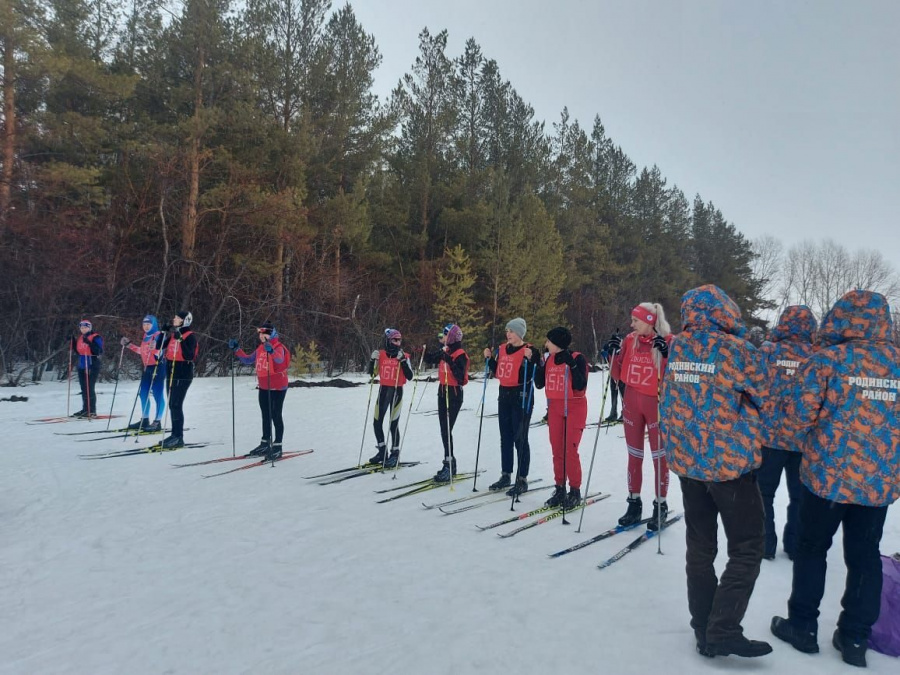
[352,0,900,269]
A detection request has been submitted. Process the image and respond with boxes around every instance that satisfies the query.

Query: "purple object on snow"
[869,554,900,657]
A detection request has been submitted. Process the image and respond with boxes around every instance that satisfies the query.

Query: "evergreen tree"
[433,244,483,353]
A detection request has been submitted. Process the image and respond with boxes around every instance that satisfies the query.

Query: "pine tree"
[433,244,484,352]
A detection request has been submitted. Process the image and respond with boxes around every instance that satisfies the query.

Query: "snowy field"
[1,369,897,675]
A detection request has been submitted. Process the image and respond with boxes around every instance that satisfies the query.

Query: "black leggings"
[166,377,193,437]
[438,385,464,459]
[78,363,100,415]
[373,386,403,449]
[259,389,287,443]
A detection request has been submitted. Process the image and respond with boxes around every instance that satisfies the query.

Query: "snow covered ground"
[1,370,897,674]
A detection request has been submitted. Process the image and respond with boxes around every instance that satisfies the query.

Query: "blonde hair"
[631,302,671,370]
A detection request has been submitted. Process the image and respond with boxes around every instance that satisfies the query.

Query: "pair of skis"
[27,414,121,425]
[427,480,551,515]
[375,471,483,503]
[474,493,609,536]
[79,442,217,459]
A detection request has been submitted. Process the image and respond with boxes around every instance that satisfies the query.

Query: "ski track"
[1,372,897,674]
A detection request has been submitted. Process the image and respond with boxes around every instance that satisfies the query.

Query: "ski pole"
[415,375,429,411]
[230,347,236,458]
[126,338,162,442]
[161,336,177,441]
[106,344,126,429]
[562,364,570,525]
[381,349,404,470]
[356,361,378,468]
[392,346,425,479]
[66,339,73,417]
[267,351,274,467]
[577,357,614,532]
[656,355,664,553]
[471,357,491,492]
[445,371,454,492]
[84,355,93,421]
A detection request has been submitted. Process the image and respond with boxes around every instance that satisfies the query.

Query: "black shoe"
[264,443,283,462]
[506,477,528,497]
[770,616,819,653]
[383,449,400,468]
[695,628,715,658]
[832,629,867,667]
[647,499,669,531]
[71,410,87,418]
[161,435,184,449]
[707,636,773,658]
[128,418,150,430]
[368,444,387,465]
[434,461,452,483]
[618,496,643,526]
[603,413,618,424]
[565,488,582,509]
[545,485,566,508]
[763,553,776,561]
[248,439,270,457]
[489,473,512,491]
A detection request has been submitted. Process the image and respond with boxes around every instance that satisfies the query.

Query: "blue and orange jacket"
[661,285,767,482]
[783,290,900,507]
[758,305,817,450]
[74,331,103,369]
[235,334,290,390]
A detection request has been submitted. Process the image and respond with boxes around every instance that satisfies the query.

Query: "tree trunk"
[0,4,15,228]
[181,43,204,287]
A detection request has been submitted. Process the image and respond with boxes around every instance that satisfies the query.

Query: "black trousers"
[166,377,192,437]
[373,385,403,449]
[787,486,888,641]
[77,363,101,415]
[680,473,765,643]
[259,388,286,443]
[438,385,463,459]
[757,446,802,557]
[497,387,532,477]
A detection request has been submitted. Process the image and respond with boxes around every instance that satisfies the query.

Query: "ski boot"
[603,413,618,424]
[144,419,162,433]
[383,448,400,469]
[506,477,528,497]
[248,438,270,456]
[565,488,582,509]
[368,443,387,466]
[264,443,283,462]
[489,472,512,491]
[545,485,567,508]
[647,499,669,531]
[71,410,87,418]
[161,435,184,449]
[618,496,643,526]
[433,457,457,483]
[128,418,150,431]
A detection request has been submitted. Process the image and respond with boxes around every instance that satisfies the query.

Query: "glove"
[227,338,239,350]
[263,342,274,354]
[120,337,131,347]
[396,351,406,361]
[604,335,622,354]
[556,350,575,366]
[652,334,669,358]
[371,350,379,360]
[161,323,172,332]
[172,328,182,340]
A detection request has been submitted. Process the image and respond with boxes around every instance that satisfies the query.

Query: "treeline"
[0,0,763,381]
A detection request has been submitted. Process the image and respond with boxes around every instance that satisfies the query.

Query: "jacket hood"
[680,284,746,337]
[770,305,817,344]
[818,290,893,346]
[143,315,159,338]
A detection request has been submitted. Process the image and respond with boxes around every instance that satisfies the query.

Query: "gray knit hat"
[505,317,527,340]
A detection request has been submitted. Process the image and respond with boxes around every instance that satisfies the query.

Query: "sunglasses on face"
[79,322,91,328]
[257,328,272,335]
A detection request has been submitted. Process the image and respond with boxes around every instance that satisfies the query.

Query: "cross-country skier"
[602,328,626,423]
[608,302,673,530]
[121,315,166,432]
[230,321,291,461]
[534,326,589,509]
[428,324,468,483]
[756,306,817,560]
[661,285,771,659]
[367,328,414,468]
[158,311,196,449]
[771,290,900,668]
[483,317,542,497]
[71,319,103,418]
